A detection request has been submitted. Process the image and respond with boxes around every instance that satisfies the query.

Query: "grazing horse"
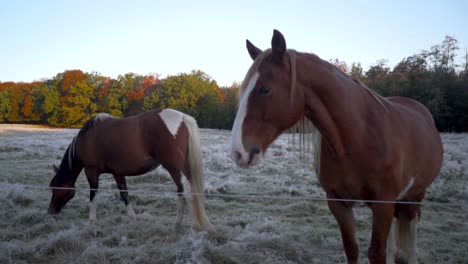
[230,30,443,263]
[49,109,213,231]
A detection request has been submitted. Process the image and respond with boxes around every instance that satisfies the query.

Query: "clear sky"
[1,0,467,86]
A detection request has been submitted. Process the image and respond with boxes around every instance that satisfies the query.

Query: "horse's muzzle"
[232,145,262,168]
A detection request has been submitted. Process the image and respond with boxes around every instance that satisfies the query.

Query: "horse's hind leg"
[408,206,420,264]
[368,201,395,263]
[386,216,399,264]
[113,174,136,220]
[166,168,185,226]
[84,167,99,221]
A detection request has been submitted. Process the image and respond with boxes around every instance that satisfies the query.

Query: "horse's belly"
[104,156,159,176]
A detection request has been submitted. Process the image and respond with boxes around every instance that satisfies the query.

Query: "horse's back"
[77,113,155,174]
[387,96,443,187]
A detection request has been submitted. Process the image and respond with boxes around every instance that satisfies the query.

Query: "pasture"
[0,124,467,263]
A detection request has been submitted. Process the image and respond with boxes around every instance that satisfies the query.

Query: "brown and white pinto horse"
[230,30,443,263]
[49,109,213,231]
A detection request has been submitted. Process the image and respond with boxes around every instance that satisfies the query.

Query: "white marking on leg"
[159,109,184,138]
[181,174,200,229]
[126,203,136,220]
[89,196,97,221]
[397,177,414,200]
[386,217,399,264]
[229,72,259,165]
[176,196,185,225]
[408,217,418,264]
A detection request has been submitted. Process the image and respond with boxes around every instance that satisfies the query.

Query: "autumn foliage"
[0,69,234,129]
[0,37,467,131]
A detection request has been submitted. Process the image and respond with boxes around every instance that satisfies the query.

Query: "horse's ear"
[53,164,59,173]
[271,29,286,62]
[246,39,262,61]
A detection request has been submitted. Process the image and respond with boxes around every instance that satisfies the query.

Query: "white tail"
[398,210,411,259]
[182,115,213,231]
[398,211,419,263]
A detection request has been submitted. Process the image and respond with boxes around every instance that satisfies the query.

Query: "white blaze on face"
[230,72,259,167]
[159,109,185,138]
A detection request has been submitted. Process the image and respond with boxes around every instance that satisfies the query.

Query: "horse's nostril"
[252,146,261,155]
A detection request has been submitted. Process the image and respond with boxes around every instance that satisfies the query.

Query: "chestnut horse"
[230,30,443,263]
[49,109,213,231]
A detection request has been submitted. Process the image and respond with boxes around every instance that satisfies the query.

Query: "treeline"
[332,36,467,132]
[0,70,239,129]
[0,36,467,131]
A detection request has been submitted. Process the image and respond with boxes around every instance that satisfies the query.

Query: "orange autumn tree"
[60,70,87,104]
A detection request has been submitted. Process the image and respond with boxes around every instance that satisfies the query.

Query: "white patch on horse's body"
[94,113,113,122]
[408,218,418,264]
[89,196,97,221]
[386,218,399,264]
[396,177,414,200]
[159,109,185,138]
[230,72,259,164]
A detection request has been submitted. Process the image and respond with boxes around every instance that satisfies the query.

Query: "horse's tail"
[182,114,213,231]
[398,209,411,255]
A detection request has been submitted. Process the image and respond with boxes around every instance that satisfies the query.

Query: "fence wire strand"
[10,184,467,207]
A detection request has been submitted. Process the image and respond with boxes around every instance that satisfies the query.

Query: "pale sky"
[1,0,467,86]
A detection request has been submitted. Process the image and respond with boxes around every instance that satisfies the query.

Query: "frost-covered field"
[0,124,467,264]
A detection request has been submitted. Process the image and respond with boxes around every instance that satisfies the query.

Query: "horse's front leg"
[327,196,359,264]
[84,167,99,221]
[113,174,136,220]
[368,201,395,264]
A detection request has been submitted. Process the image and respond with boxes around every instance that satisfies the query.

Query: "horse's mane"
[60,113,113,170]
[78,113,114,136]
[306,52,390,112]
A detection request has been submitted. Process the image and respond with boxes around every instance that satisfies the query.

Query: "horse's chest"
[319,161,365,199]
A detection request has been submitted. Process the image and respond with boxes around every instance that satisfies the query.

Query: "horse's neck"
[58,154,83,186]
[298,54,379,158]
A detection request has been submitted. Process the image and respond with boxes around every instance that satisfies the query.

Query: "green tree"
[0,89,12,122]
[157,70,219,116]
[350,62,365,81]
[42,83,62,126]
[366,60,391,96]
[102,77,128,117]
[217,83,240,129]
[62,80,97,127]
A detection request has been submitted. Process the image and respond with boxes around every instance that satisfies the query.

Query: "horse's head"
[48,164,76,214]
[230,30,304,168]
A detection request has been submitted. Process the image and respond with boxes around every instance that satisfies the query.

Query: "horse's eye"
[258,87,271,96]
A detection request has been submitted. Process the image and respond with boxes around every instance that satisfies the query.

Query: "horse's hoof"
[175,223,184,232]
